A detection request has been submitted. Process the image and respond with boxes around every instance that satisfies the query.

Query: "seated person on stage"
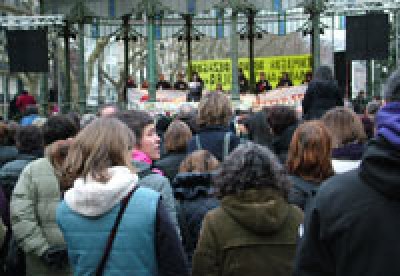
[302,71,313,85]
[174,72,188,91]
[215,83,224,93]
[141,79,149,89]
[256,72,272,93]
[156,74,172,90]
[277,72,293,88]
[239,68,249,93]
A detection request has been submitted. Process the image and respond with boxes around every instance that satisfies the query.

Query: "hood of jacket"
[360,138,400,200]
[172,172,216,200]
[64,166,138,217]
[221,188,290,234]
[308,80,341,99]
[376,102,400,150]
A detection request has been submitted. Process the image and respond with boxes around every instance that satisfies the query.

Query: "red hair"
[287,120,334,183]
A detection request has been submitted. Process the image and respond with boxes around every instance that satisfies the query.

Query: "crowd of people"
[0,65,399,276]
[125,69,296,99]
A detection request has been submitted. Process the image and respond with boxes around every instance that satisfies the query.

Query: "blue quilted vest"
[57,187,160,276]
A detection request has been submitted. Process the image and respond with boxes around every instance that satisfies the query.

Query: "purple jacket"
[376,102,400,150]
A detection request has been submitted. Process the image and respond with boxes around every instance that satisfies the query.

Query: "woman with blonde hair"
[187,92,240,161]
[322,107,367,173]
[286,121,334,210]
[56,118,189,276]
[172,150,220,264]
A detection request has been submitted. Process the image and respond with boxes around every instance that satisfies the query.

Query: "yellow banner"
[191,54,312,91]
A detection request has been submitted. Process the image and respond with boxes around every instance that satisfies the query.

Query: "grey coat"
[134,160,180,236]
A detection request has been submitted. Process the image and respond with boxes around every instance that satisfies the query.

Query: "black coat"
[172,172,219,264]
[255,80,272,93]
[155,200,190,276]
[156,80,172,90]
[302,80,343,120]
[294,138,400,276]
[271,124,297,163]
[187,126,240,161]
[154,152,187,182]
[174,81,188,91]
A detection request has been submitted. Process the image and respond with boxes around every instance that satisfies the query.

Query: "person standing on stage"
[187,72,204,102]
[277,72,293,88]
[174,72,189,91]
[156,74,172,90]
[239,68,249,94]
[256,72,272,93]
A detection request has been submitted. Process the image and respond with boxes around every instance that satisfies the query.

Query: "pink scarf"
[132,150,164,176]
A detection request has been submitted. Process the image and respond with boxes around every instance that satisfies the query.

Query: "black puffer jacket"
[272,124,297,164]
[294,138,400,276]
[302,80,343,120]
[172,172,219,263]
[154,152,187,182]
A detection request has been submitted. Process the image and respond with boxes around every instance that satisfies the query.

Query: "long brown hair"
[164,120,192,153]
[197,92,233,127]
[179,150,219,173]
[62,118,135,186]
[287,121,334,183]
[322,107,367,148]
[46,139,72,191]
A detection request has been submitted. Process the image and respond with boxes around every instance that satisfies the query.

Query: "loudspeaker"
[346,13,389,60]
[6,29,49,73]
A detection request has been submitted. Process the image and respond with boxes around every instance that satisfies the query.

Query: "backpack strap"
[222,132,231,160]
[96,185,139,276]
[195,135,202,150]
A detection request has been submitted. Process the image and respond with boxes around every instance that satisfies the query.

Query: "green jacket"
[10,158,71,276]
[192,189,303,276]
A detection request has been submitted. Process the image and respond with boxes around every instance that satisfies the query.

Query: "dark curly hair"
[214,142,290,199]
[15,125,43,154]
[42,115,79,146]
[267,105,298,136]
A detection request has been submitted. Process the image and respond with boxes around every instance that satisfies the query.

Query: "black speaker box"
[6,29,49,73]
[346,13,389,60]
